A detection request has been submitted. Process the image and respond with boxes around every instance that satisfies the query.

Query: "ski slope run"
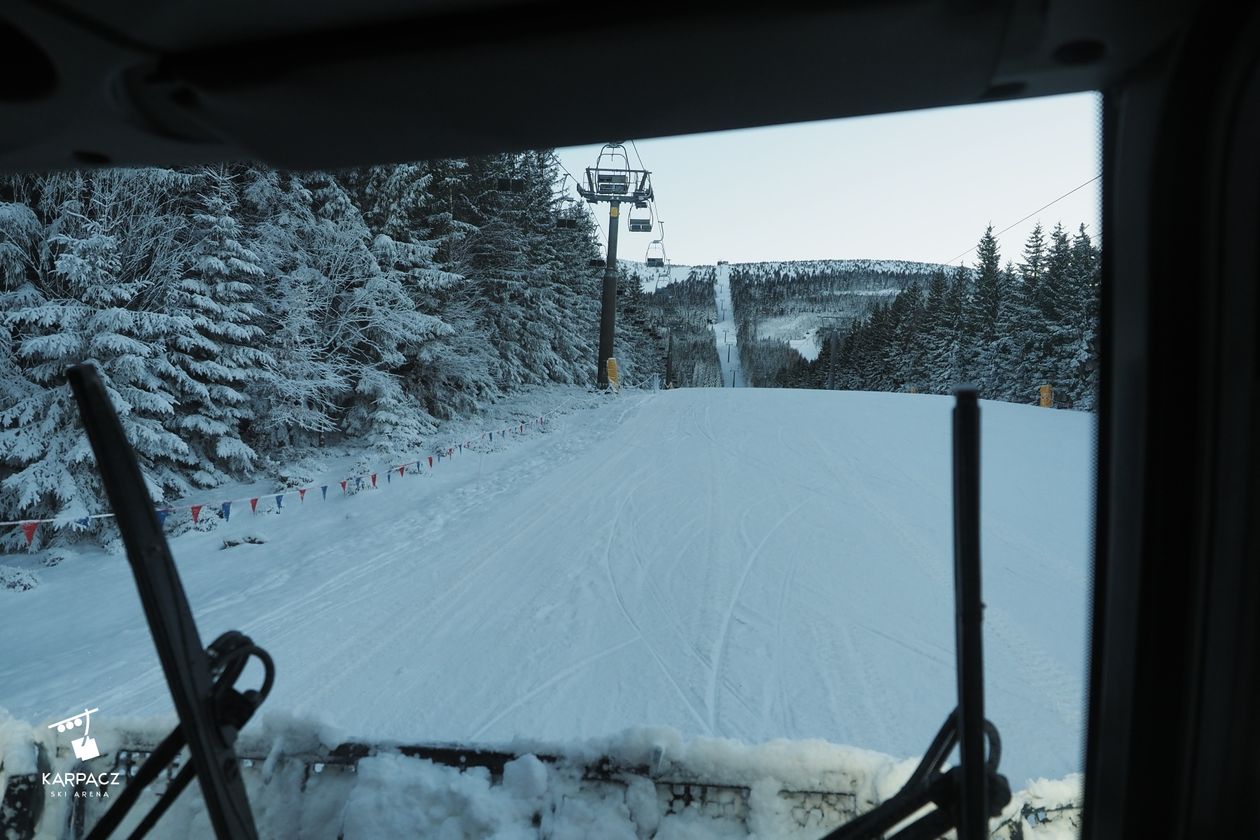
[713,263,747,387]
[0,388,1092,786]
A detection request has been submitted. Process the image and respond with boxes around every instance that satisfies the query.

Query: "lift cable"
[556,166,609,248]
[628,140,665,233]
[942,174,1101,266]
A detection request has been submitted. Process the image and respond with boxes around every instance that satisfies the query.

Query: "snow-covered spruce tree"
[163,168,270,485]
[452,150,603,389]
[238,167,350,449]
[964,224,1004,396]
[919,269,955,393]
[992,259,1040,403]
[0,172,191,548]
[1063,224,1101,408]
[885,280,925,391]
[304,172,450,453]
[345,162,497,420]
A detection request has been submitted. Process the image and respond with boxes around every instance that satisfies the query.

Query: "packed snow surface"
[0,388,1092,797]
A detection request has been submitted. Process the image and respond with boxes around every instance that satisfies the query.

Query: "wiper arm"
[823,387,1011,840]
[67,364,273,840]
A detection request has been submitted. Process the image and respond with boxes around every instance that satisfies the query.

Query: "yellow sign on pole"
[606,358,620,391]
[1039,383,1053,407]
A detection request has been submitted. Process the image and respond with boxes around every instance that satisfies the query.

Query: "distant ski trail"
[713,263,746,387]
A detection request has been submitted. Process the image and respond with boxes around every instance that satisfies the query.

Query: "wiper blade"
[823,387,1011,840]
[67,364,272,840]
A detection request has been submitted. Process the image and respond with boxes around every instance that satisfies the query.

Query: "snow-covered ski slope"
[713,264,746,387]
[0,388,1092,789]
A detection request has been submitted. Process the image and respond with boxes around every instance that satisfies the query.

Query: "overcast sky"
[556,92,1101,268]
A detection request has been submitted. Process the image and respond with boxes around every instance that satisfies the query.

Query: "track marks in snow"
[468,638,639,740]
[708,498,809,734]
[603,473,713,735]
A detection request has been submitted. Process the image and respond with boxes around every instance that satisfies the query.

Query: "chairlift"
[646,239,666,268]
[627,202,652,233]
[557,218,578,230]
[590,143,631,195]
[496,177,526,193]
[588,257,606,268]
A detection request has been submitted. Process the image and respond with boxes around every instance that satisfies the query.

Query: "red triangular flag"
[428,456,433,467]
[20,521,38,546]
[448,448,453,457]
[191,504,203,524]
[250,497,259,513]
[399,466,406,477]
[340,480,348,494]
[371,473,377,488]
[299,488,307,502]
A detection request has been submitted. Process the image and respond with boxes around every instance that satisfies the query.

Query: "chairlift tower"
[576,142,654,388]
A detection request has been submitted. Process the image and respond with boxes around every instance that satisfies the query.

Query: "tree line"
[768,223,1100,407]
[0,155,662,549]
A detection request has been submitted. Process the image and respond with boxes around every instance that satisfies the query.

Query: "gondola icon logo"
[49,707,101,761]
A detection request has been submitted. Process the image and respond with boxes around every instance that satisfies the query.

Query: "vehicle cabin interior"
[0,0,1257,837]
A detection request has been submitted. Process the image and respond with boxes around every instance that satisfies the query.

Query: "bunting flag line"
[3,395,581,544]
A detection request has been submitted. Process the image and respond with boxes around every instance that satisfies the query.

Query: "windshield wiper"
[823,387,1011,840]
[68,364,273,840]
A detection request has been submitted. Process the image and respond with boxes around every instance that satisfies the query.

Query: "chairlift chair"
[646,240,666,268]
[627,202,652,233]
[590,143,632,195]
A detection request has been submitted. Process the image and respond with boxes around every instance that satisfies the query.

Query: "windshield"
[0,93,1099,838]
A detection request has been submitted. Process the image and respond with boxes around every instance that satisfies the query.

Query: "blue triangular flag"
[222,501,231,522]
[157,509,169,526]
[321,485,328,500]
[386,470,391,484]
[275,494,283,509]
[355,477,363,490]
[76,516,90,528]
